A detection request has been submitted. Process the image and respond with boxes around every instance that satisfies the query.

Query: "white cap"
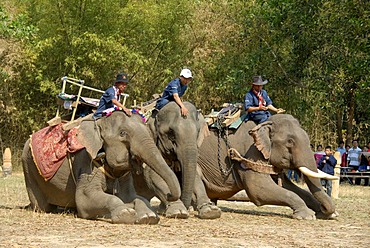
[180,68,192,79]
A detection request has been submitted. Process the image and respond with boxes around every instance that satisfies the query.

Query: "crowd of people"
[311,140,370,190]
[338,140,370,186]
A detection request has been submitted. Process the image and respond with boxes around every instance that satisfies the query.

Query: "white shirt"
[347,147,362,166]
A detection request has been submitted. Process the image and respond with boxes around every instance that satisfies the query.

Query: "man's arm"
[112,98,132,116]
[173,93,188,116]
[267,105,285,113]
[247,106,267,112]
[328,155,337,167]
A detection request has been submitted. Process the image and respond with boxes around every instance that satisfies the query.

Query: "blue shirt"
[244,89,272,124]
[155,78,188,110]
[336,147,346,156]
[318,154,337,175]
[94,86,120,117]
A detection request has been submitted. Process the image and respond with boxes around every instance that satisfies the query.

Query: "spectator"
[336,141,346,156]
[347,140,362,185]
[341,145,351,167]
[339,144,351,184]
[314,144,325,166]
[155,68,193,116]
[244,75,285,124]
[288,169,299,183]
[318,146,337,196]
[347,140,362,171]
[358,146,369,186]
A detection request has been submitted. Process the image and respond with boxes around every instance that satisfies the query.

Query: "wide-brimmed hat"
[252,76,268,85]
[115,72,129,84]
[180,68,193,79]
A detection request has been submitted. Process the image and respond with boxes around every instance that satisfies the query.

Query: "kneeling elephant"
[22,112,181,224]
[197,113,338,220]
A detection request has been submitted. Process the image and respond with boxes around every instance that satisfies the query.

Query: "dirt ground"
[0,173,369,248]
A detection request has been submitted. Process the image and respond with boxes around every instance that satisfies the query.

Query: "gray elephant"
[196,113,338,220]
[21,112,181,224]
[133,102,221,219]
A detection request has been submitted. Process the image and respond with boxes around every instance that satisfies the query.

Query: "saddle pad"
[30,124,84,181]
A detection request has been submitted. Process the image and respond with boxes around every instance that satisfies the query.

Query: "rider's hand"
[276,108,285,114]
[259,106,267,111]
[181,106,189,117]
[124,108,132,116]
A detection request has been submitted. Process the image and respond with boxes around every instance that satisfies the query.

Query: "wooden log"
[222,109,241,126]
[62,114,94,131]
[47,116,62,126]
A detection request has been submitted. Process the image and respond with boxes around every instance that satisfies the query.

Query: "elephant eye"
[287,138,295,147]
[120,130,127,137]
[167,129,176,142]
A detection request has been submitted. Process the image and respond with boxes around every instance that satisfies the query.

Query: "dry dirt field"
[0,173,369,248]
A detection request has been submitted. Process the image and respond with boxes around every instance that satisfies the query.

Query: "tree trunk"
[346,87,356,144]
[336,109,343,144]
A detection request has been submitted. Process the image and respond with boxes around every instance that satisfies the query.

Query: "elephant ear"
[248,121,273,160]
[146,115,158,141]
[197,113,210,148]
[76,119,103,159]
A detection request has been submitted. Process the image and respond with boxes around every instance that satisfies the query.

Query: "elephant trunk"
[177,144,198,208]
[132,137,181,201]
[303,175,336,216]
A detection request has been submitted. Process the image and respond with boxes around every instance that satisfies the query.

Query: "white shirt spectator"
[347,147,362,167]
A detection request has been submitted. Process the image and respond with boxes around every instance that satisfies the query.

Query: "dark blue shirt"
[244,89,272,124]
[155,78,188,110]
[94,86,120,117]
[318,154,337,175]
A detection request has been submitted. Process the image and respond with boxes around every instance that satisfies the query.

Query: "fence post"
[2,147,12,177]
[332,151,341,199]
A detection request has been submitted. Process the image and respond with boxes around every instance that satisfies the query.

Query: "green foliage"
[0,5,37,40]
[1,0,369,167]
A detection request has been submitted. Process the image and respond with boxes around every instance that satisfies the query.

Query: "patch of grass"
[0,173,29,208]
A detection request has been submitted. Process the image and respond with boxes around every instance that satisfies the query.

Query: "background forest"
[0,0,369,169]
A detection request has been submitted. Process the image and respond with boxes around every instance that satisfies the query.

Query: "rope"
[67,153,77,185]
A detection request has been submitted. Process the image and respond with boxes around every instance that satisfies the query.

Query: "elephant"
[21,111,181,224]
[133,101,221,219]
[196,113,338,220]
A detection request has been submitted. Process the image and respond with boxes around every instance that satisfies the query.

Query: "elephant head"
[148,102,207,208]
[248,114,336,216]
[76,111,181,201]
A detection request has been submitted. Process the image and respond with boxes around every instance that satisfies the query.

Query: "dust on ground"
[0,174,369,248]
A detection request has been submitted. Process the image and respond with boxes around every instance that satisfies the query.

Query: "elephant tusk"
[317,169,339,180]
[298,167,339,180]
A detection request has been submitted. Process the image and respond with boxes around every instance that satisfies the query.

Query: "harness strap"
[67,153,77,185]
[228,148,282,175]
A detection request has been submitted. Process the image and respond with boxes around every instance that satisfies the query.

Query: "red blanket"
[30,124,84,181]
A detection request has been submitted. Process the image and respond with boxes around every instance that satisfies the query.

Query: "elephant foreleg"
[193,173,221,219]
[116,174,159,224]
[242,170,316,220]
[281,173,322,213]
[140,167,189,219]
[282,174,337,219]
[75,171,136,224]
